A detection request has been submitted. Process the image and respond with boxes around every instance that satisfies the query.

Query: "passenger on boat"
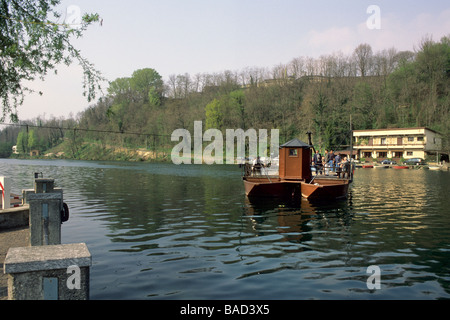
[328,150,335,173]
[334,153,341,172]
[252,156,263,175]
[338,157,351,179]
[312,150,323,175]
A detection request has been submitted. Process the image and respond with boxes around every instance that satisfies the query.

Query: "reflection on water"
[245,196,354,246]
[1,159,449,299]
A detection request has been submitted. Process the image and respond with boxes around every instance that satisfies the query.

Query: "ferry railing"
[241,162,273,183]
[311,161,354,182]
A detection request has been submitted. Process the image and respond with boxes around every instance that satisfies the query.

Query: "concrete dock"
[0,227,29,300]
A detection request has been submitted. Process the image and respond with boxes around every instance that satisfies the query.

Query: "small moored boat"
[393,165,409,169]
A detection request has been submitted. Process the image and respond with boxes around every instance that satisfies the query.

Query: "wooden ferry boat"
[242,138,353,201]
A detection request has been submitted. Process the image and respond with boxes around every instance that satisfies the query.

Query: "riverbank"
[6,140,243,164]
[9,141,172,163]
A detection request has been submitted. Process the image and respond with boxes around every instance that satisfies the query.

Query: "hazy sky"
[15,0,450,121]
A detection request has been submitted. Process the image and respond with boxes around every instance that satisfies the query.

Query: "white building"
[353,127,443,161]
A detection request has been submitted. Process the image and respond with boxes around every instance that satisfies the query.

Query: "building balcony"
[354,143,425,149]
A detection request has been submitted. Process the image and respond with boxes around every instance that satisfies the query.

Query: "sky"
[14,0,450,121]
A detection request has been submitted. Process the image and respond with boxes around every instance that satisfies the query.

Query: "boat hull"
[243,177,300,198]
[243,177,349,200]
[300,179,349,200]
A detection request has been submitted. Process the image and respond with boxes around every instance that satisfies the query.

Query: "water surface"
[1,159,449,299]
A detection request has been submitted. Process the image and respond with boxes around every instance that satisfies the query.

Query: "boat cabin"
[278,139,312,181]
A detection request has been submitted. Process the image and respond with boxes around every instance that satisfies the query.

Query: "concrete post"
[0,177,11,210]
[34,178,55,193]
[27,177,65,246]
[23,178,63,205]
[3,243,92,300]
[28,193,62,246]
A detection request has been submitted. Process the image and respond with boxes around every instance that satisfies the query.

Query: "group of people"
[312,149,351,178]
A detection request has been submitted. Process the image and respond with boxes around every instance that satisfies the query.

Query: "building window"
[378,152,387,158]
[407,151,413,156]
[363,152,372,158]
[417,137,424,141]
[394,152,403,158]
[408,137,414,142]
[289,149,298,157]
[381,138,386,145]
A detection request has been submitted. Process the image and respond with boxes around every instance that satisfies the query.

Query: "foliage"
[205,98,223,130]
[1,35,449,160]
[0,0,103,122]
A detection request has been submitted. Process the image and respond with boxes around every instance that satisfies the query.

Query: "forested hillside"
[1,36,449,161]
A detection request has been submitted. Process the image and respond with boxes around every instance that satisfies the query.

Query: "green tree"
[130,68,163,104]
[0,142,13,158]
[107,77,132,102]
[0,0,103,122]
[16,130,28,153]
[205,99,223,129]
[27,129,37,150]
[353,82,375,129]
[311,90,333,148]
[229,90,246,128]
[415,36,450,126]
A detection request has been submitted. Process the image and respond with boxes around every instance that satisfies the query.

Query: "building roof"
[280,138,310,148]
[353,127,441,135]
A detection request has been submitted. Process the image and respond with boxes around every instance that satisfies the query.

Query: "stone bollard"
[23,177,63,206]
[26,178,68,246]
[28,193,62,246]
[3,243,91,300]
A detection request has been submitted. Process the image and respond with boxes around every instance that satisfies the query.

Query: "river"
[1,159,449,300]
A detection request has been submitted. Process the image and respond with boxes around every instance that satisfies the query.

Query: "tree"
[229,90,246,128]
[353,82,375,129]
[415,35,450,125]
[27,129,37,150]
[16,130,28,153]
[0,0,103,122]
[311,89,333,148]
[107,77,132,101]
[205,99,223,130]
[130,68,163,104]
[354,43,373,77]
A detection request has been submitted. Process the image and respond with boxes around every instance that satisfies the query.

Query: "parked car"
[404,158,426,165]
[381,159,397,165]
